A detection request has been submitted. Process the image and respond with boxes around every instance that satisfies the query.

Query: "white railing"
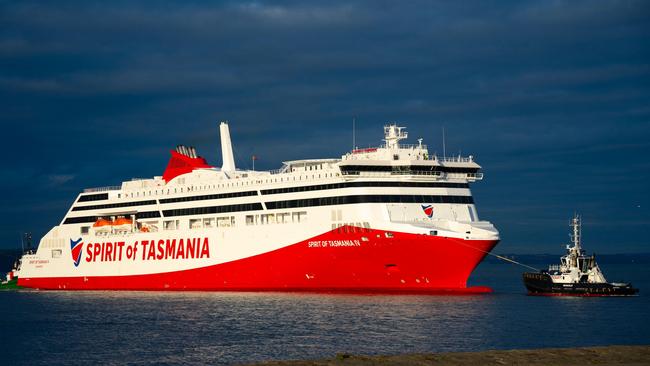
[351,144,428,153]
[396,144,428,150]
[341,171,443,177]
[269,166,290,175]
[341,170,483,180]
[83,186,121,193]
[438,156,474,163]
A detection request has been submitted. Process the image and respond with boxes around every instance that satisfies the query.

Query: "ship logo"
[70,238,84,267]
[421,204,434,218]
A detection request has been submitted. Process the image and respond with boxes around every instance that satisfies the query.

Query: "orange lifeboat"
[112,216,133,232]
[93,218,112,227]
[113,217,133,226]
[93,218,113,234]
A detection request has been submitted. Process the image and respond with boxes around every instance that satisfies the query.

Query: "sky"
[0,0,648,253]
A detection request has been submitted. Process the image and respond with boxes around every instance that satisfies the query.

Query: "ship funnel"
[220,121,236,172]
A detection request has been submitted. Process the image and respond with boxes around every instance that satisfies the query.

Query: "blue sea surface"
[1,262,648,365]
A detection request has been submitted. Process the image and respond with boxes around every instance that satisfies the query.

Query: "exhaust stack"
[220,121,236,172]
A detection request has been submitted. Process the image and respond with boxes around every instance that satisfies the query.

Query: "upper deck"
[68,123,482,223]
[84,123,482,194]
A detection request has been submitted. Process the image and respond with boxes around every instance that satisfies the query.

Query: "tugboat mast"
[570,214,581,252]
[566,214,583,268]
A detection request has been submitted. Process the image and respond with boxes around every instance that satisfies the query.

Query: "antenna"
[25,232,32,252]
[442,126,446,159]
[352,117,356,150]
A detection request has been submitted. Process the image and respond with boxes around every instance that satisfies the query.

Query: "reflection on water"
[1,263,648,366]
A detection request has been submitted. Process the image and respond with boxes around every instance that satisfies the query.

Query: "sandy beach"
[246,345,650,366]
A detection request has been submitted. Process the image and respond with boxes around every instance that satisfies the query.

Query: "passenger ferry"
[16,122,500,292]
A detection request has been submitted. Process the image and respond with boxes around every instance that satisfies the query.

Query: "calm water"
[1,262,648,366]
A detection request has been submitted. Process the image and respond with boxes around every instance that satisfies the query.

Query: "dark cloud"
[1,0,649,252]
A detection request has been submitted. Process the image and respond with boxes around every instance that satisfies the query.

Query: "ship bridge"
[339,124,483,182]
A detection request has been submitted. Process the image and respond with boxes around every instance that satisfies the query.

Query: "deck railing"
[341,171,443,177]
[340,171,483,180]
[269,167,290,175]
[438,156,474,163]
[83,185,121,193]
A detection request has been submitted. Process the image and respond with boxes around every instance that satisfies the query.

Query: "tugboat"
[0,232,31,290]
[0,257,21,290]
[523,215,639,296]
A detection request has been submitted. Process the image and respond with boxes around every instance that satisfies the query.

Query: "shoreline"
[245,345,650,366]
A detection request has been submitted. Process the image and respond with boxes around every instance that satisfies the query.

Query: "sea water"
[0,262,648,365]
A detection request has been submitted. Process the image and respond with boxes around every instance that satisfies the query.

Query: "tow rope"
[449,238,541,272]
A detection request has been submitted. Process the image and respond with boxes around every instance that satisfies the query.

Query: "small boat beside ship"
[1,257,22,290]
[523,215,639,296]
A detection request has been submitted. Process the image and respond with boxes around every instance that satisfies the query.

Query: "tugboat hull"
[523,272,639,296]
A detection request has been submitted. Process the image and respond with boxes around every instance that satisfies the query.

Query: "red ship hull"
[19,228,498,293]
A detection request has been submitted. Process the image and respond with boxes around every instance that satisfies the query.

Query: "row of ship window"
[78,211,310,234]
[114,173,342,200]
[260,181,468,195]
[79,217,378,235]
[74,181,470,211]
[338,165,480,173]
[162,211,310,230]
[78,167,476,202]
[63,194,473,225]
[265,195,474,210]
[246,212,307,225]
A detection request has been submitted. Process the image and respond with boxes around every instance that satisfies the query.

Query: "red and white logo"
[421,204,434,218]
[70,238,84,267]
